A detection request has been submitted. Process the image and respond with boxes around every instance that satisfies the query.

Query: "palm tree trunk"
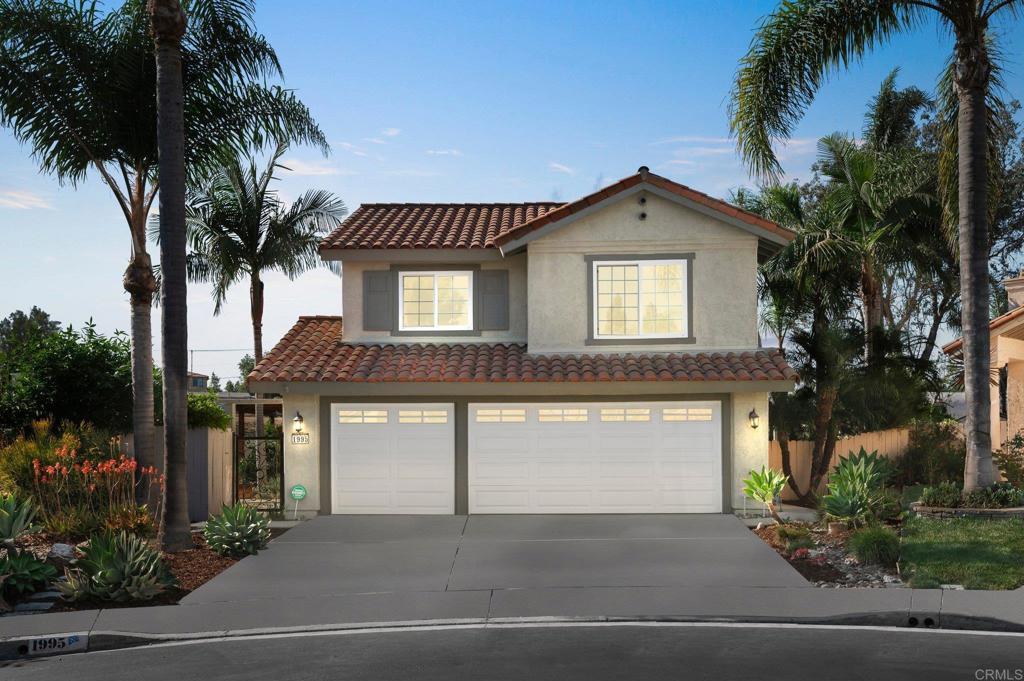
[861,256,883,363]
[123,251,157,502]
[250,273,265,361]
[150,0,191,551]
[955,32,995,491]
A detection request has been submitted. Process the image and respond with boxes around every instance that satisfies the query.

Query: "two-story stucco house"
[249,167,798,516]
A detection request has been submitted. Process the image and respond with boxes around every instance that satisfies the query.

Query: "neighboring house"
[249,167,798,516]
[187,371,209,392]
[944,271,1024,449]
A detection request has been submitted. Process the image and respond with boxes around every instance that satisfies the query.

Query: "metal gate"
[233,403,284,513]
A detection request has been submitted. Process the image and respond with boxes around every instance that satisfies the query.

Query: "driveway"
[183,514,805,605]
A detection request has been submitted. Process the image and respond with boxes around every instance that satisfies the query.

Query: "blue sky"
[1,0,1022,381]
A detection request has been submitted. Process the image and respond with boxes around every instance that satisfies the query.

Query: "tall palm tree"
[148,0,189,551]
[0,0,328,496]
[729,0,1021,490]
[183,142,347,361]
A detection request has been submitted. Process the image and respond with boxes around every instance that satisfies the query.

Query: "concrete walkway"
[1,515,1023,658]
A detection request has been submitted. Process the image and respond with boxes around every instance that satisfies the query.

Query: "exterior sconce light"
[748,408,760,429]
[293,411,304,433]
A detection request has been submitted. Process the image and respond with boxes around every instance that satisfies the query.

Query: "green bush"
[187,392,231,430]
[849,525,900,566]
[899,420,966,485]
[873,488,905,522]
[204,503,271,558]
[820,488,872,524]
[59,530,175,602]
[995,431,1024,487]
[962,483,1024,509]
[0,492,39,546]
[920,481,962,508]
[833,447,893,490]
[0,551,56,598]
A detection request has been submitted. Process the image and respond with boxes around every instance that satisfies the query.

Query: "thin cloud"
[280,158,353,177]
[426,149,463,156]
[652,135,732,145]
[548,162,575,175]
[0,189,52,210]
[363,137,387,145]
[381,128,401,137]
[380,169,440,178]
[338,142,368,157]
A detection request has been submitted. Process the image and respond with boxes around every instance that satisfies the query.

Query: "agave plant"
[59,531,175,602]
[0,551,56,598]
[0,493,39,550]
[820,488,872,527]
[742,466,789,524]
[204,504,271,558]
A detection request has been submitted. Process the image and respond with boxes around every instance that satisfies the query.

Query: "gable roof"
[319,167,794,256]
[942,305,1024,354]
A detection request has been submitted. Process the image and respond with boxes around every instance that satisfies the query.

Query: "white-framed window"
[399,271,473,331]
[338,409,388,424]
[592,259,687,339]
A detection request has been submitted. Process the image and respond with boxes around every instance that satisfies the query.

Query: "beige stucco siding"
[730,391,769,510]
[341,254,527,343]
[526,192,759,353]
[282,393,321,515]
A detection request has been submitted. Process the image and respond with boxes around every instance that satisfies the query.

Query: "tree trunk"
[123,252,157,504]
[150,0,191,551]
[806,386,838,502]
[955,31,996,491]
[861,255,884,363]
[776,432,804,499]
[250,274,265,361]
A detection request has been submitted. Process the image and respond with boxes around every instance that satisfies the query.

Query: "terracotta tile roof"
[320,203,564,250]
[249,316,798,385]
[319,168,794,252]
[942,305,1024,354]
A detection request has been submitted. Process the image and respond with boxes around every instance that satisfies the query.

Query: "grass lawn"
[900,517,1024,590]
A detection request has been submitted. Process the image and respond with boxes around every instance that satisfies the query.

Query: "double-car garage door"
[330,401,722,514]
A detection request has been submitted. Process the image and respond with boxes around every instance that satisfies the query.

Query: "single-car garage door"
[468,401,722,513]
[330,403,454,514]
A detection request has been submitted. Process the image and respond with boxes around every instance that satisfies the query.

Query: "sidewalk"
[1,585,1021,658]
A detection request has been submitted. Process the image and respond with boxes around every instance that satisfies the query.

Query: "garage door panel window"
[593,260,687,339]
[338,409,388,424]
[538,408,589,422]
[600,407,650,422]
[663,407,713,422]
[475,408,526,423]
[398,409,449,424]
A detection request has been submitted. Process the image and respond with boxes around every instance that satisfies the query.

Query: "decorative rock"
[28,590,61,602]
[46,543,76,570]
[13,601,54,612]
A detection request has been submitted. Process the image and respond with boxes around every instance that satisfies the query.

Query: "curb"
[4,610,1023,660]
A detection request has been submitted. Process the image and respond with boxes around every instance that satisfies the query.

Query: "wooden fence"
[768,428,910,501]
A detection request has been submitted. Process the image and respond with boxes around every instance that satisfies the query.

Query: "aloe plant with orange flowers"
[32,442,164,539]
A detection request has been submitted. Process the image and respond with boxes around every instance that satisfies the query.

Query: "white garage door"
[330,403,454,514]
[468,401,721,513]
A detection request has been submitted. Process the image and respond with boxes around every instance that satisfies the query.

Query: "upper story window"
[592,259,688,339]
[399,271,473,331]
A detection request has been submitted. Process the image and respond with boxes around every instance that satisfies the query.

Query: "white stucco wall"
[527,192,760,353]
[282,393,321,516]
[730,391,770,510]
[341,254,528,343]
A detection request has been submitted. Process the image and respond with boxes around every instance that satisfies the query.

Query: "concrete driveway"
[183,514,805,605]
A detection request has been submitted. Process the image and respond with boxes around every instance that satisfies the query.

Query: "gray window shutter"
[363,270,393,331]
[478,270,509,330]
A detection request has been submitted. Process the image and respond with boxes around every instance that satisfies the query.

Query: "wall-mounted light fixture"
[748,408,760,429]
[293,411,304,433]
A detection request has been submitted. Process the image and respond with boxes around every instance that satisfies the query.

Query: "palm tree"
[183,142,347,361]
[0,0,328,497]
[729,0,1021,490]
[149,0,190,551]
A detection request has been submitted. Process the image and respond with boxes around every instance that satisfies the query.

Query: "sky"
[1,0,1022,382]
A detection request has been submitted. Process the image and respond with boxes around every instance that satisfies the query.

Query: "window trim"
[585,253,695,345]
[388,264,483,337]
[397,269,475,332]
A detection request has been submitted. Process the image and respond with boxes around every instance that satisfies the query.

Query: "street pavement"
[4,622,1023,680]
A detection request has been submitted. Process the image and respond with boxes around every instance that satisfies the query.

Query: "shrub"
[742,467,789,523]
[0,492,39,547]
[899,420,966,485]
[0,551,56,599]
[775,524,814,553]
[833,447,893,490]
[920,481,962,508]
[32,440,164,539]
[995,431,1024,487]
[187,392,231,430]
[962,483,1024,509]
[204,503,272,558]
[848,525,900,566]
[59,531,175,602]
[872,488,904,522]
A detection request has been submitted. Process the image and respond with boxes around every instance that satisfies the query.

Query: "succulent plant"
[0,493,39,548]
[742,466,789,523]
[204,503,271,558]
[59,530,175,602]
[0,551,56,597]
